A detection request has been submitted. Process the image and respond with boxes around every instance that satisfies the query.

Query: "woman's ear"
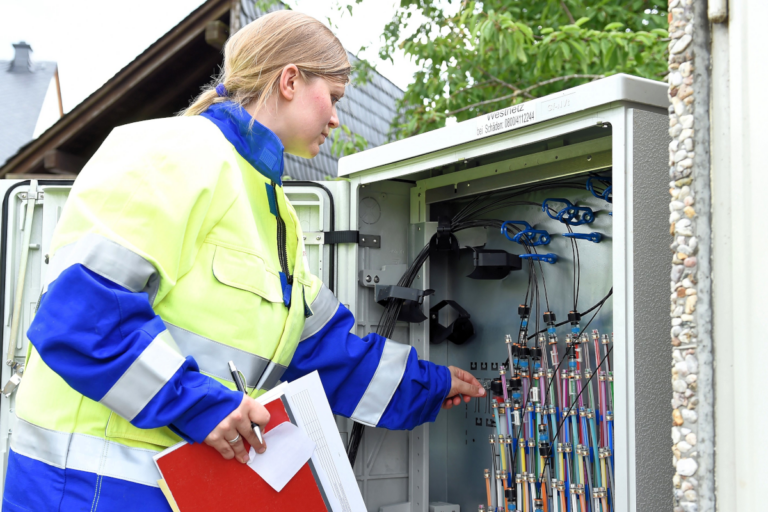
[278,64,300,101]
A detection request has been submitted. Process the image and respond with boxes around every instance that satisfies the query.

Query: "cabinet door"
[283,181,348,293]
[0,180,74,497]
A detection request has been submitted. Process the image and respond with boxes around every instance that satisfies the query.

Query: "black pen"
[227,360,265,446]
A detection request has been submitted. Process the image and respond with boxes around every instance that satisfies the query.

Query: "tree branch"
[476,66,536,99]
[446,74,604,116]
[448,79,495,99]
[519,73,604,93]
[560,0,576,24]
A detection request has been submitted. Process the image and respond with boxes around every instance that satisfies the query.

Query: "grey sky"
[0,0,417,113]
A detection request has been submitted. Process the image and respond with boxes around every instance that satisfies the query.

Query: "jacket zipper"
[271,182,292,286]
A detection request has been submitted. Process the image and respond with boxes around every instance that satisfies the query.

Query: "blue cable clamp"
[519,253,558,264]
[501,220,551,246]
[562,232,602,243]
[586,176,612,203]
[542,198,595,226]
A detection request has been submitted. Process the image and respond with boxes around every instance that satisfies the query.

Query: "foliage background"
[258,0,669,156]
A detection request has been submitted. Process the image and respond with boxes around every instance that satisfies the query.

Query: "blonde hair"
[183,10,351,116]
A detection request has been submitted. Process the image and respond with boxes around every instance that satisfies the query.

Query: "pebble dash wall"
[668,0,715,510]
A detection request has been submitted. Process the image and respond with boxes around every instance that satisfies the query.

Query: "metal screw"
[373,238,378,243]
[361,237,366,242]
[373,276,379,283]
[587,155,592,161]
[316,236,321,241]
[20,194,26,200]
[365,275,372,282]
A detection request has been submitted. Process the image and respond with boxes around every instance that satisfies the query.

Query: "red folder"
[155,397,330,511]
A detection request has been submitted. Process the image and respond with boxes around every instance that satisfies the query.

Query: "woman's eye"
[331,96,341,106]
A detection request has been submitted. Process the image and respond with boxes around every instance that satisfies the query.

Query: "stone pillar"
[668,0,715,511]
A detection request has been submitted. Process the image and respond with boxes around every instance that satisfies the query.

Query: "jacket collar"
[200,102,285,185]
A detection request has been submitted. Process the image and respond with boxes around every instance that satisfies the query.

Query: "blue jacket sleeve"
[282,287,451,430]
[27,264,242,444]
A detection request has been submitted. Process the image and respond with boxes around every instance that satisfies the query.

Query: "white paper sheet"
[283,372,367,512]
[246,422,316,492]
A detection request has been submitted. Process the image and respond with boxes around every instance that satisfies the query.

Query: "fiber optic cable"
[485,469,493,510]
[494,404,507,473]
[552,481,560,512]
[497,473,505,511]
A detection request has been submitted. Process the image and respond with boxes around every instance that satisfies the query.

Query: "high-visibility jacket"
[2,102,451,512]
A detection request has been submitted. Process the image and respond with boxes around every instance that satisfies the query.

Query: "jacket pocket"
[211,244,283,303]
[105,412,182,448]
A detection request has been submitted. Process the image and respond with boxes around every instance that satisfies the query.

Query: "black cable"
[526,288,613,341]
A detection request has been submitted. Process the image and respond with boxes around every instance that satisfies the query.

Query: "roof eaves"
[0,0,231,177]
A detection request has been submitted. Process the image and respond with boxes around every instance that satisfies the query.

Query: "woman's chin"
[287,145,320,159]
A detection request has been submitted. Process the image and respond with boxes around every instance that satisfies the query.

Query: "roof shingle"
[0,60,56,166]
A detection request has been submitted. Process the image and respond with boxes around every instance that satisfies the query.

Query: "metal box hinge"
[302,231,381,248]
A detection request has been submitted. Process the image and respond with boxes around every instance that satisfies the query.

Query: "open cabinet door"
[0,180,74,497]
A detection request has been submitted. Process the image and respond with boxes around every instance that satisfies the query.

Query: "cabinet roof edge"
[337,74,667,177]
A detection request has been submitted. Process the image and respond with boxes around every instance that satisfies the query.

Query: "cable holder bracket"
[542,198,595,226]
[501,220,551,246]
[586,176,612,203]
[374,285,434,323]
[519,253,558,264]
[562,232,602,243]
[430,216,459,253]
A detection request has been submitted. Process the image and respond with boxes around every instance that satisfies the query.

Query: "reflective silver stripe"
[300,285,340,341]
[164,322,271,387]
[350,339,412,427]
[100,330,185,422]
[45,233,160,303]
[10,417,161,488]
[255,361,287,391]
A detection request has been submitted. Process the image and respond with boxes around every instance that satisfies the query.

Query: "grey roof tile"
[0,60,56,166]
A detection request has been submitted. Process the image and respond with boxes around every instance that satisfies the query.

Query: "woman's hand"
[204,395,270,463]
[442,365,485,409]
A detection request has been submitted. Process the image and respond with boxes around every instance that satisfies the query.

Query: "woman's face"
[282,76,344,158]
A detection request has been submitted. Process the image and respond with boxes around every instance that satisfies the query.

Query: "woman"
[2,11,484,512]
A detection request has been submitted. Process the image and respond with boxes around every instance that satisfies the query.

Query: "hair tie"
[215,83,228,97]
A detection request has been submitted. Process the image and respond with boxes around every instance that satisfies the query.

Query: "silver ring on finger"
[227,433,241,444]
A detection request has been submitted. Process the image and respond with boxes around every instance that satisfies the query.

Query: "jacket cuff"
[170,374,242,444]
[422,364,453,424]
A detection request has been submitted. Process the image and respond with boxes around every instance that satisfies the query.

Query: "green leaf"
[604,22,624,31]
[575,16,591,27]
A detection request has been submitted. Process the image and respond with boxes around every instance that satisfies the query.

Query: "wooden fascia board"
[1,0,231,177]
